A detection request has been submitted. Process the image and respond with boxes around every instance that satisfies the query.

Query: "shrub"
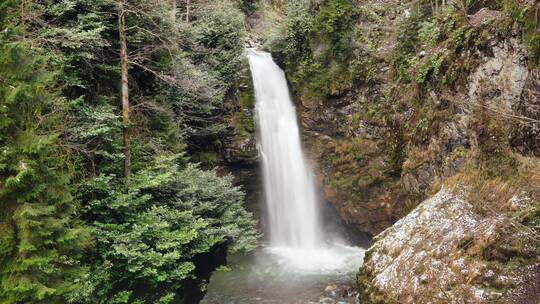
[78,157,257,304]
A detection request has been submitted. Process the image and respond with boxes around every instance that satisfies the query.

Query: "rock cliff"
[244,0,540,302]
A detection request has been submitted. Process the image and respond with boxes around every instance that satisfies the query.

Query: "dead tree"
[118,0,131,179]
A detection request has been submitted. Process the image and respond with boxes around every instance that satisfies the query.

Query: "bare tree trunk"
[186,0,191,23]
[118,0,131,179]
[171,0,176,22]
[535,6,538,31]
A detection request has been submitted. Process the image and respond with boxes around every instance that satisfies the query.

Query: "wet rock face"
[223,62,259,167]
[302,89,398,236]
[300,30,536,236]
[358,188,540,304]
[223,132,258,166]
[512,70,540,155]
[468,37,528,112]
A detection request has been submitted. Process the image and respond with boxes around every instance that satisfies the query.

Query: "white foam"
[265,244,365,273]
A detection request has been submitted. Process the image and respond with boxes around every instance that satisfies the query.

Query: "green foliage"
[77,157,257,303]
[505,1,540,67]
[157,2,249,151]
[1,0,257,303]
[418,20,440,47]
[36,0,116,96]
[395,7,424,55]
[0,5,89,302]
[314,0,355,57]
[349,31,377,84]
[67,98,124,176]
[417,53,444,84]
[267,0,313,63]
[266,0,360,100]
[236,0,259,14]
[192,5,246,85]
[393,6,426,82]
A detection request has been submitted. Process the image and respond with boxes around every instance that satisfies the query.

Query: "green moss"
[235,77,256,137]
[314,0,355,57]
[229,59,256,137]
[505,1,540,67]
[288,59,331,102]
[268,0,362,101]
[238,83,254,109]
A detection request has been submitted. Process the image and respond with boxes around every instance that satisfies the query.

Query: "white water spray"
[200,50,367,303]
[247,49,321,250]
[247,49,365,272]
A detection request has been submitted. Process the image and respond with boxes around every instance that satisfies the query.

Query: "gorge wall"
[234,0,540,303]
[245,0,539,236]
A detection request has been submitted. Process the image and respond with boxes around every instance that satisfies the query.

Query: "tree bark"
[186,0,191,23]
[118,0,131,179]
[535,6,538,31]
[171,0,176,22]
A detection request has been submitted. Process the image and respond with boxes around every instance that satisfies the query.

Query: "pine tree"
[0,2,89,302]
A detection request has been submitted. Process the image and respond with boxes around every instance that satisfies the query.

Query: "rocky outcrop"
[512,69,540,155]
[467,37,528,112]
[223,62,259,167]
[299,1,408,236]
[244,0,540,303]
[358,187,540,304]
[297,2,539,236]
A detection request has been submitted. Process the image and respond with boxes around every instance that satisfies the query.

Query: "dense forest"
[0,0,258,303]
[1,0,539,303]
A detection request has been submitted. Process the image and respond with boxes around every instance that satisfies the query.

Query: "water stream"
[201,50,365,304]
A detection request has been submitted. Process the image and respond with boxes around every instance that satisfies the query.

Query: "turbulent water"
[201,50,365,303]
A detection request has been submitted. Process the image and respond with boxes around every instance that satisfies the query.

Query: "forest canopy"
[0,0,257,303]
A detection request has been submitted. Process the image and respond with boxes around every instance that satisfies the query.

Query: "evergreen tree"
[77,157,257,304]
[0,2,89,302]
[1,0,258,302]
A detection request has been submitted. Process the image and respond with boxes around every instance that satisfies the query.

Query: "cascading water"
[200,50,366,303]
[246,48,365,271]
[247,49,321,250]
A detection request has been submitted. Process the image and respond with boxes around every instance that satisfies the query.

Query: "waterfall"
[247,49,321,250]
[202,51,366,303]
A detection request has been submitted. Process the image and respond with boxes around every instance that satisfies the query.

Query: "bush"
[78,156,257,304]
[314,0,355,58]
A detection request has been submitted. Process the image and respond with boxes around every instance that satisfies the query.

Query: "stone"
[358,187,539,304]
[467,38,528,112]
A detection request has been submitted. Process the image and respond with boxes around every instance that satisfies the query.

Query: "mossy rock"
[223,62,258,165]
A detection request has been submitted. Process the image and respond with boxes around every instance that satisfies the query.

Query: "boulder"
[358,187,539,304]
